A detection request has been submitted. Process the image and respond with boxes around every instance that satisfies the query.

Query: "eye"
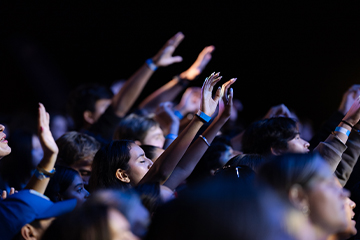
[77,187,84,193]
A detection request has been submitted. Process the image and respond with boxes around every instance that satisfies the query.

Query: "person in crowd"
[224,153,265,173]
[0,189,76,240]
[41,202,139,240]
[258,153,351,240]
[0,128,43,191]
[55,131,100,186]
[44,165,89,208]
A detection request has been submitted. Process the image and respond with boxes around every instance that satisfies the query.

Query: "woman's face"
[62,174,89,207]
[0,124,11,159]
[127,144,153,185]
[306,163,349,235]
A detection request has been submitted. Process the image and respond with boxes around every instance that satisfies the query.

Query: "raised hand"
[175,87,201,116]
[263,104,292,119]
[179,45,215,81]
[339,85,360,115]
[38,103,58,157]
[152,32,184,67]
[216,78,236,121]
[343,95,360,127]
[200,72,223,116]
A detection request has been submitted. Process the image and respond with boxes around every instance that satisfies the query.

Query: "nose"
[84,189,90,199]
[304,139,310,149]
[0,125,4,132]
[349,198,356,210]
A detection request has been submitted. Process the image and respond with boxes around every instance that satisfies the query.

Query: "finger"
[2,190,6,199]
[46,112,50,126]
[228,88,234,106]
[213,86,222,104]
[170,32,185,49]
[170,56,183,63]
[10,187,15,195]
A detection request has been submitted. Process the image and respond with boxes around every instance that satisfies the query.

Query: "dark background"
[2,1,360,130]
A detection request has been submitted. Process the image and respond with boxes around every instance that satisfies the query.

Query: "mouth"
[0,135,7,143]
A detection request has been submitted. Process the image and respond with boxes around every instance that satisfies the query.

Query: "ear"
[134,140,142,146]
[270,147,284,156]
[83,110,95,125]
[21,224,37,240]
[115,169,130,183]
[289,184,309,214]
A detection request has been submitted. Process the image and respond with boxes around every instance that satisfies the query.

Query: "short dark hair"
[88,140,134,192]
[67,84,113,130]
[114,114,159,143]
[56,131,100,167]
[242,117,298,155]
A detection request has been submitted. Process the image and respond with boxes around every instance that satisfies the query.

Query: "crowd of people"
[2,31,360,240]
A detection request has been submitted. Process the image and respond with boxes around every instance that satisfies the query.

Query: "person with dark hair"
[45,165,89,208]
[67,32,185,144]
[114,114,165,148]
[225,154,265,173]
[140,145,164,162]
[56,131,100,185]
[41,202,139,240]
[242,117,310,156]
[258,153,350,240]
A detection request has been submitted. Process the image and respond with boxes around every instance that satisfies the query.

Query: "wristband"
[34,166,56,180]
[174,110,184,120]
[165,134,178,140]
[195,110,211,123]
[146,59,158,71]
[335,127,351,136]
[199,135,210,147]
[341,120,354,128]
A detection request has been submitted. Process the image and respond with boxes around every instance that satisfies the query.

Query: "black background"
[2,1,360,129]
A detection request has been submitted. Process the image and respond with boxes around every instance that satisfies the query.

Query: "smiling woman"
[0,124,11,159]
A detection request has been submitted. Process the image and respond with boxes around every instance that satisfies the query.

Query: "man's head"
[67,84,113,130]
[0,189,76,240]
[114,114,165,148]
[242,117,310,156]
[56,132,100,185]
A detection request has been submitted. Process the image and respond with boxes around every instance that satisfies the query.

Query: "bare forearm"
[25,153,57,194]
[164,117,228,190]
[139,78,185,113]
[112,63,154,117]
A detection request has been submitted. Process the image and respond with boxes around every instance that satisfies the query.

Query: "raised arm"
[138,46,215,113]
[164,78,236,190]
[25,103,59,194]
[314,95,360,172]
[139,72,222,184]
[112,32,184,117]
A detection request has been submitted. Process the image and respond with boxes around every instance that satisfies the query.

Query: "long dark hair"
[88,140,134,192]
[44,165,79,202]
